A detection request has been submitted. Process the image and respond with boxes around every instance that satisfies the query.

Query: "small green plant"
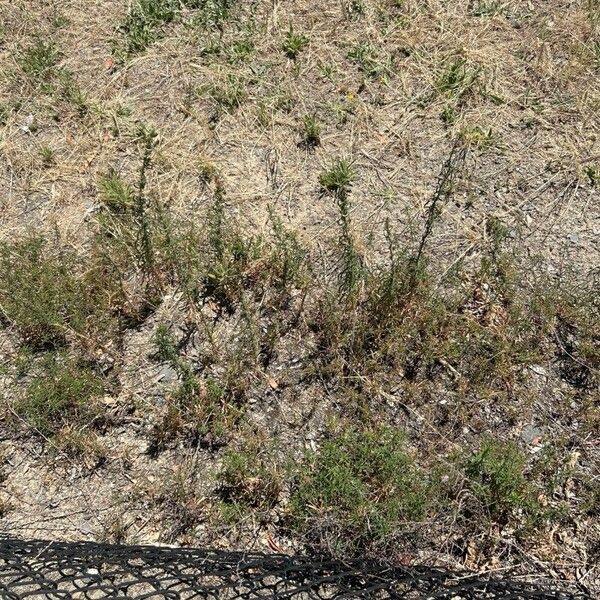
[319,158,355,193]
[347,42,391,78]
[59,71,90,116]
[463,439,539,523]
[584,164,599,185]
[472,1,504,16]
[40,145,55,167]
[290,427,429,552]
[115,0,179,57]
[207,75,247,122]
[16,40,60,79]
[192,0,234,30]
[336,185,363,298]
[318,63,336,80]
[150,323,241,451]
[441,103,458,126]
[282,25,309,59]
[198,158,218,182]
[154,324,194,384]
[460,126,500,150]
[435,57,480,99]
[225,38,254,62]
[218,437,281,512]
[99,172,135,213]
[16,353,104,437]
[267,209,308,293]
[318,158,362,296]
[133,123,159,283]
[203,185,265,307]
[0,237,84,348]
[300,114,321,147]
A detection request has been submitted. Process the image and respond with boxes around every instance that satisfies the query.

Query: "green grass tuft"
[282,25,309,59]
[290,427,429,552]
[16,40,60,79]
[319,158,355,193]
[463,439,539,523]
[16,353,104,437]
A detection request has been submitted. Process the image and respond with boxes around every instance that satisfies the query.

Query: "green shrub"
[16,353,104,436]
[0,237,86,348]
[218,439,281,511]
[463,439,538,523]
[290,427,429,551]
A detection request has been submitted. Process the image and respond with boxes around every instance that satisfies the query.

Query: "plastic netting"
[0,538,590,599]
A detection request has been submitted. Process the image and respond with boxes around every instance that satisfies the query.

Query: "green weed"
[197,158,219,182]
[290,427,429,552]
[463,439,539,523]
[218,437,281,511]
[460,126,501,150]
[115,0,179,57]
[16,40,60,79]
[59,71,90,116]
[150,323,241,451]
[282,25,309,59]
[347,42,392,79]
[336,187,364,298]
[472,1,504,17]
[319,158,355,193]
[0,237,87,349]
[225,38,254,63]
[435,57,480,100]
[300,114,321,147]
[207,75,247,123]
[40,146,55,167]
[16,353,104,437]
[191,0,234,30]
[267,209,308,294]
[99,172,135,213]
[441,103,458,126]
[584,164,599,185]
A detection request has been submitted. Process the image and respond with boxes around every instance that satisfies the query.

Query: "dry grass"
[0,0,599,593]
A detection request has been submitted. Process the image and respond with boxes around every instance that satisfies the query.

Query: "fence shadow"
[0,537,590,599]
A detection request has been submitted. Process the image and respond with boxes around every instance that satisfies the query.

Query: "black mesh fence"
[0,537,590,599]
